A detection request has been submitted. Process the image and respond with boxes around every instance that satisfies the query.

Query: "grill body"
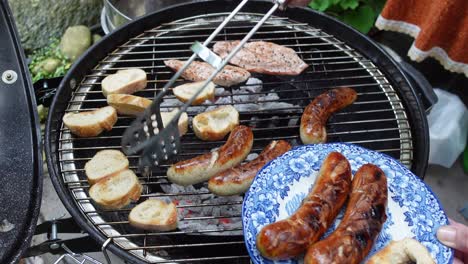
[45,1,429,263]
[0,1,42,263]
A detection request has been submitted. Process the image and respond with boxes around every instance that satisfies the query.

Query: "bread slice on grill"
[85,150,129,185]
[101,68,147,97]
[172,81,215,105]
[129,199,178,231]
[160,109,189,136]
[89,170,142,209]
[62,106,118,137]
[192,105,239,141]
[107,94,152,116]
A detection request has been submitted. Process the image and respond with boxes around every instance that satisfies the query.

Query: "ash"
[160,78,301,115]
[160,184,243,236]
[206,78,301,113]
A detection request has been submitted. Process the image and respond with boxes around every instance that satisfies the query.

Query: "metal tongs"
[122,0,291,168]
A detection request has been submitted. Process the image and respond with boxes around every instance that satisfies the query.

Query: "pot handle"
[399,60,438,113]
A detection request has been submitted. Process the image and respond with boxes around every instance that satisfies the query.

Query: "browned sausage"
[208,140,291,196]
[256,152,352,260]
[167,125,253,186]
[300,87,357,144]
[304,164,388,264]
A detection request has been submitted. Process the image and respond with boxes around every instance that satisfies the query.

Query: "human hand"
[284,0,310,7]
[274,0,310,10]
[437,218,468,264]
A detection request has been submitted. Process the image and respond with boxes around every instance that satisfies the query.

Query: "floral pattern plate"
[242,143,453,264]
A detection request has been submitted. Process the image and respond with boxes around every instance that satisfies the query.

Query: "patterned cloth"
[375,0,468,77]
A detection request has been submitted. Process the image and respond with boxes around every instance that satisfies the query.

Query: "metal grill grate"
[58,13,413,263]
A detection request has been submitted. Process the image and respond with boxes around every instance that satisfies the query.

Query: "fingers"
[284,0,310,7]
[455,249,463,260]
[449,218,467,229]
[282,0,310,7]
[453,257,463,264]
[437,223,468,253]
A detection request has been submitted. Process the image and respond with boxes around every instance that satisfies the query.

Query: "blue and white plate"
[242,143,453,264]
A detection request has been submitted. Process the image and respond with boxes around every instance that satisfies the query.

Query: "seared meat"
[256,152,352,260]
[213,41,308,75]
[300,87,357,144]
[304,164,388,264]
[164,59,250,87]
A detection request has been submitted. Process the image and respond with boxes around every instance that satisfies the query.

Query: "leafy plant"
[309,0,386,34]
[29,38,71,83]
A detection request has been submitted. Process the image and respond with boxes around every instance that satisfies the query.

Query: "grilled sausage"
[300,87,357,144]
[167,125,253,186]
[256,152,352,260]
[304,164,388,264]
[208,140,291,196]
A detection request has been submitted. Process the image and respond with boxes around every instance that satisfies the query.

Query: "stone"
[92,34,102,44]
[59,25,92,62]
[33,58,61,74]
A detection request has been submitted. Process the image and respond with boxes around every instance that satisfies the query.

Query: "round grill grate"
[56,12,413,263]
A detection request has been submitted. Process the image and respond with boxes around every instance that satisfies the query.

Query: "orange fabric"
[377,0,468,75]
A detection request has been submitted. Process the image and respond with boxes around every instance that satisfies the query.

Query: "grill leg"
[25,218,101,257]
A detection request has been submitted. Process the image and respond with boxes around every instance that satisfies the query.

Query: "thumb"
[437,223,468,253]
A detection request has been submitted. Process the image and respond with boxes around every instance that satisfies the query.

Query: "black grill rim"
[0,1,43,263]
[45,0,429,262]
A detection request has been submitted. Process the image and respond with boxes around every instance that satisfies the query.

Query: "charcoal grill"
[45,1,430,263]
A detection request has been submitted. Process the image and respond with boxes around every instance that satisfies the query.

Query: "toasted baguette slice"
[101,68,147,97]
[192,105,239,141]
[63,106,117,137]
[89,170,142,209]
[107,94,152,116]
[160,109,189,136]
[129,199,178,231]
[172,81,215,105]
[85,150,129,185]
[367,238,435,264]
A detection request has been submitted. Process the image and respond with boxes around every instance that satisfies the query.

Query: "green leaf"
[339,0,359,10]
[326,4,346,14]
[309,0,332,12]
[342,4,376,33]
[28,38,71,83]
[367,0,387,17]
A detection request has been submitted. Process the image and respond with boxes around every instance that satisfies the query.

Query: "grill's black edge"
[0,1,43,263]
[45,0,429,263]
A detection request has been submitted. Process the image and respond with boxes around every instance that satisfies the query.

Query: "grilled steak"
[213,41,308,75]
[164,59,250,87]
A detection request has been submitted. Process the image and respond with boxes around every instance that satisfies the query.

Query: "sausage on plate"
[256,152,352,260]
[304,163,388,264]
